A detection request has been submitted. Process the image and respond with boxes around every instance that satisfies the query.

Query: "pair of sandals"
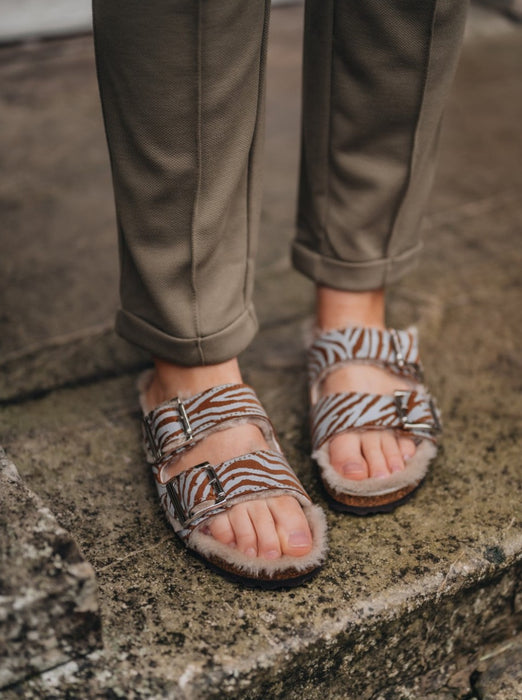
[139,326,441,589]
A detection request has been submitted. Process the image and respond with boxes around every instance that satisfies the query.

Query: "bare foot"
[145,358,312,560]
[316,286,417,480]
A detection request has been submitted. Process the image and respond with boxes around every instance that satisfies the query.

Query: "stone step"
[0,332,520,697]
[0,450,101,689]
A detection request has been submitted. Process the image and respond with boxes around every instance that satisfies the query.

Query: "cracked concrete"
[0,5,521,698]
[0,450,101,688]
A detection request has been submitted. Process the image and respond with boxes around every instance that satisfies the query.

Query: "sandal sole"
[316,460,423,515]
[191,548,324,589]
[322,483,421,515]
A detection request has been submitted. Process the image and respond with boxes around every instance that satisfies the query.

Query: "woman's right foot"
[145,358,313,561]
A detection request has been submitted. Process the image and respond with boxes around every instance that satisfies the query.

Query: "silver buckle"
[166,462,227,529]
[143,397,195,465]
[390,330,424,382]
[176,397,193,443]
[393,390,442,434]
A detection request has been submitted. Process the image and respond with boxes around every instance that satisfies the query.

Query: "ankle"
[150,357,242,405]
[316,286,386,331]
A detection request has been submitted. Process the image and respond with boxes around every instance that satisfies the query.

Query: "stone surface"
[472,637,522,699]
[369,633,522,699]
[0,449,101,689]
[1,5,521,698]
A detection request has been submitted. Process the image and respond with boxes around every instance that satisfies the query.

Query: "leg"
[295,0,467,479]
[93,0,314,563]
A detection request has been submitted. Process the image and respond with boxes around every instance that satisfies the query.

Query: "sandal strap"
[311,389,442,451]
[143,384,276,470]
[308,326,423,390]
[157,449,312,537]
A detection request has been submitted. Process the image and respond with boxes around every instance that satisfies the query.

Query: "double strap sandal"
[308,326,442,514]
[138,372,327,588]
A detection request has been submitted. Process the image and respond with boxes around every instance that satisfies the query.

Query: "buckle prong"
[394,390,441,434]
[166,462,227,529]
[391,329,405,369]
[177,398,193,441]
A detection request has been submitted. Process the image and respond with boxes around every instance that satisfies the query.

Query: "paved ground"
[1,6,521,698]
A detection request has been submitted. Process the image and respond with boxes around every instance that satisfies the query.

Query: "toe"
[398,436,416,461]
[381,431,405,473]
[207,512,236,547]
[269,496,313,558]
[228,504,258,557]
[329,432,369,480]
[361,431,390,478]
[248,500,281,560]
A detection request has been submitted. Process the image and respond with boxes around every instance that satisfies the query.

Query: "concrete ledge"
[0,449,102,689]
[0,326,148,405]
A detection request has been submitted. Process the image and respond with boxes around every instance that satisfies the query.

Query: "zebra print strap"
[143,384,276,470]
[311,390,442,451]
[157,449,312,537]
[308,327,423,390]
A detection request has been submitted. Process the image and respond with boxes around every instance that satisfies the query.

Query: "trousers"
[92,0,467,366]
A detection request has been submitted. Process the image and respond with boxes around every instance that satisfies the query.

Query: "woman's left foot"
[320,362,416,480]
[311,286,441,512]
[315,286,416,481]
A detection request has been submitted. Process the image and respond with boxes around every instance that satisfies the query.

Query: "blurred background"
[1,0,521,43]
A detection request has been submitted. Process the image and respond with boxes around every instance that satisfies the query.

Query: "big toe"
[269,496,313,558]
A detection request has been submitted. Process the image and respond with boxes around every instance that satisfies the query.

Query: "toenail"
[375,471,389,479]
[288,531,312,547]
[264,549,281,560]
[245,547,257,558]
[389,461,403,472]
[342,462,365,476]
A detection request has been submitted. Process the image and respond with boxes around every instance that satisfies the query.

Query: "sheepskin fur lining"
[188,503,327,578]
[314,438,437,497]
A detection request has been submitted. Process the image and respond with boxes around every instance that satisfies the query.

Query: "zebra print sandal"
[138,372,327,588]
[308,327,442,514]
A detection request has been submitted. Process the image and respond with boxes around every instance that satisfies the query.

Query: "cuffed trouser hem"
[115,305,259,367]
[291,240,423,292]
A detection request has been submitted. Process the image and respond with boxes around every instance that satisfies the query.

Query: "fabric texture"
[93,0,467,365]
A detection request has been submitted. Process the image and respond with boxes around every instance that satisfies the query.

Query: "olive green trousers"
[93,0,467,366]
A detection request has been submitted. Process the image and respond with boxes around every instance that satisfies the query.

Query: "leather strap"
[157,449,312,538]
[308,326,423,391]
[143,384,276,473]
[311,389,441,451]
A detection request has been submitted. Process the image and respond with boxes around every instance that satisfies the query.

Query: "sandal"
[138,372,328,588]
[308,326,442,514]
